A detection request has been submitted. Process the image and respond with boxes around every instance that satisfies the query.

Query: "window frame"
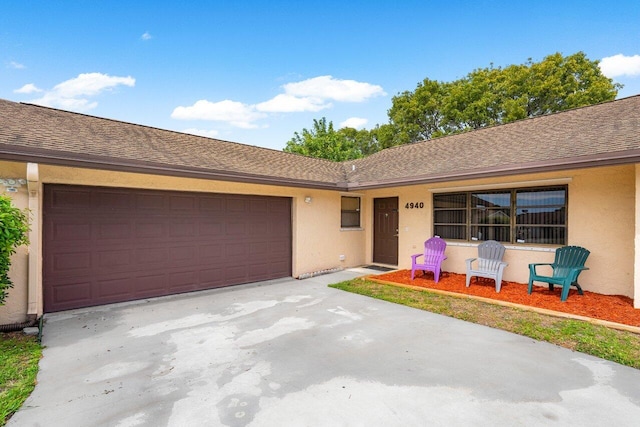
[433,185,567,245]
[340,196,361,229]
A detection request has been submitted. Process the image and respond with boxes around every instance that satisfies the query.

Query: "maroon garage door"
[43,185,292,312]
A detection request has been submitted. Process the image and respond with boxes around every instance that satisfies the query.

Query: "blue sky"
[2,1,640,151]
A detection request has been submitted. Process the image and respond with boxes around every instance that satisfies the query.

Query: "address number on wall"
[405,202,424,209]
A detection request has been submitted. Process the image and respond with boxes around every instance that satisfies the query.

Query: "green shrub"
[0,195,29,305]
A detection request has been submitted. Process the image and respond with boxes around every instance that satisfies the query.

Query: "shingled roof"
[1,95,640,191]
[347,94,640,189]
[0,99,347,189]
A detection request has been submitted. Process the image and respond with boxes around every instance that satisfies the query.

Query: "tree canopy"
[283,117,364,161]
[284,52,621,160]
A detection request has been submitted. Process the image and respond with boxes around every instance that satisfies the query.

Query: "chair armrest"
[529,262,552,274]
[465,257,477,269]
[411,254,422,262]
[529,263,553,267]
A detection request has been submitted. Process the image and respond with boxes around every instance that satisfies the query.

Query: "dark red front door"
[373,197,399,265]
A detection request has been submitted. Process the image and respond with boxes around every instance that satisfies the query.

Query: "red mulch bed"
[373,270,640,328]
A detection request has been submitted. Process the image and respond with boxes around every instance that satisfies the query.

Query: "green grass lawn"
[0,332,41,426]
[330,279,640,369]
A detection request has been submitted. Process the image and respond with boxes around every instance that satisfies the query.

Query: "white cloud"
[29,72,135,112]
[141,32,152,41]
[255,94,330,113]
[8,61,25,69]
[51,73,135,97]
[14,83,42,94]
[171,75,385,129]
[283,75,386,102]
[339,117,368,129]
[600,54,640,77]
[171,99,266,128]
[182,128,220,138]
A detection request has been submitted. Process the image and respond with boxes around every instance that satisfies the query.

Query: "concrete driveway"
[9,268,640,426]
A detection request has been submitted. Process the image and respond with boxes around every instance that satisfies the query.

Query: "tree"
[388,52,621,143]
[284,52,621,158]
[387,78,451,142]
[283,117,363,161]
[0,195,29,305]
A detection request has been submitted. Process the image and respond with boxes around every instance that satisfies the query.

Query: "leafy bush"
[0,195,29,305]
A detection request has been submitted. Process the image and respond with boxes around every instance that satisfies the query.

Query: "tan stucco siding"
[635,165,640,309]
[1,159,637,323]
[362,165,636,298]
[0,162,367,323]
[37,164,367,277]
[0,161,30,323]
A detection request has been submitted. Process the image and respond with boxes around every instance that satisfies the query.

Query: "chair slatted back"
[424,237,447,264]
[552,246,590,279]
[477,240,506,271]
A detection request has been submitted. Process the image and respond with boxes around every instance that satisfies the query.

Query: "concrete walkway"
[9,268,640,426]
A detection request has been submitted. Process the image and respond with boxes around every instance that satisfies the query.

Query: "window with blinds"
[433,186,567,245]
[341,196,361,228]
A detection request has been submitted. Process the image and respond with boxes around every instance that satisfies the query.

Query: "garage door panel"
[170,194,197,211]
[226,221,247,236]
[51,251,92,274]
[199,220,224,237]
[198,268,226,287]
[199,196,224,211]
[135,273,167,294]
[49,280,93,309]
[97,191,134,211]
[169,246,199,265]
[224,265,248,283]
[167,271,200,292]
[199,244,224,262]
[226,242,248,257]
[134,220,166,238]
[96,277,134,299]
[135,247,169,265]
[98,221,132,240]
[49,188,94,211]
[249,199,269,212]
[135,193,167,210]
[96,249,134,270]
[44,185,291,312]
[49,220,92,241]
[169,220,196,238]
[226,197,247,212]
[249,242,269,256]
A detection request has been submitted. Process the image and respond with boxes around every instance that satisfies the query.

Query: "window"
[433,186,567,244]
[341,196,361,228]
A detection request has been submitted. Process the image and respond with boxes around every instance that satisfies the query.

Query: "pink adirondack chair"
[411,237,447,282]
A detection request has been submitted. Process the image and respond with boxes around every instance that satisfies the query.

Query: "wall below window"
[362,165,636,298]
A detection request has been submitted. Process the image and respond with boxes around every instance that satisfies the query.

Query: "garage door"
[43,185,292,312]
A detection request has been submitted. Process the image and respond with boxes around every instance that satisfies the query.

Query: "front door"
[373,197,399,265]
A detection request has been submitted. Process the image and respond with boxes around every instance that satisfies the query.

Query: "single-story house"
[1,95,640,324]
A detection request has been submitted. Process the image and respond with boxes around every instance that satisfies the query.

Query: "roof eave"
[345,149,640,190]
[0,145,347,191]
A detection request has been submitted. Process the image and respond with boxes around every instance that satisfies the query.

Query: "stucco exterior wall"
[0,161,30,323]
[0,161,366,323]
[1,159,637,323]
[362,165,636,298]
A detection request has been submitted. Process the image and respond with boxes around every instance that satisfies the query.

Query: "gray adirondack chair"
[528,246,590,301]
[465,240,508,292]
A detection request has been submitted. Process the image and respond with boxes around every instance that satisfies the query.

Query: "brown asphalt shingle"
[0,100,347,189]
[346,95,640,188]
[1,95,640,190]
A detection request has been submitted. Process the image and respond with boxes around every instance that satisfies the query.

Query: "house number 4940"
[405,202,424,209]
